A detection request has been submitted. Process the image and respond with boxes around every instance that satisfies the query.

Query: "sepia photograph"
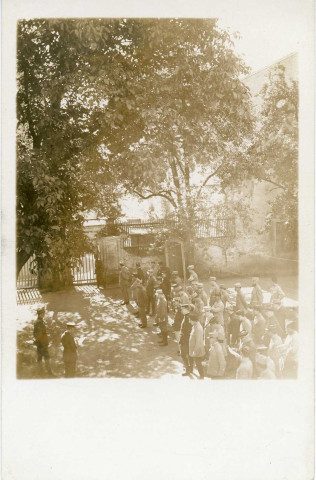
[16,17,299,381]
[2,1,314,479]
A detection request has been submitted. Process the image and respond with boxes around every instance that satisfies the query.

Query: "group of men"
[33,306,78,378]
[119,262,299,380]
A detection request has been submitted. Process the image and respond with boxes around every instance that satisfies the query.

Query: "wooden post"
[180,241,186,287]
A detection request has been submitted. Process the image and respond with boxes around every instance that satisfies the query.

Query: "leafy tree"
[17,18,146,286]
[249,65,298,251]
[103,19,254,256]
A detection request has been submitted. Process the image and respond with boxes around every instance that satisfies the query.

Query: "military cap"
[36,305,46,313]
[172,271,179,275]
[187,265,194,269]
[209,276,216,281]
[197,283,204,287]
[119,261,125,266]
[156,289,164,294]
[209,330,218,337]
[235,309,244,315]
[180,303,189,308]
[234,283,242,288]
[220,284,226,289]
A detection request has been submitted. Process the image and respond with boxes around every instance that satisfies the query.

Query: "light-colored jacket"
[236,357,253,379]
[250,284,263,307]
[211,300,224,325]
[189,322,205,358]
[207,341,226,377]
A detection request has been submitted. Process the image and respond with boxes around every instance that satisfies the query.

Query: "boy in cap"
[61,322,78,377]
[33,306,54,377]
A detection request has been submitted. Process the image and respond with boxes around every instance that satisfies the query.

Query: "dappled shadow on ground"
[17,285,183,380]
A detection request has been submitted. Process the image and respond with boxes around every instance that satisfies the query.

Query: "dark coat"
[61,331,77,361]
[33,319,49,346]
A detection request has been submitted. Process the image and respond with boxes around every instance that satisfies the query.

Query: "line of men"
[119,262,299,380]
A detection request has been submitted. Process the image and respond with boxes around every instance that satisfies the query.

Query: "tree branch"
[259,177,285,190]
[132,189,177,208]
[197,166,222,197]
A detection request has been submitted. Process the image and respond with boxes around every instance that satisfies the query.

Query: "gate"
[71,254,97,285]
[17,255,38,289]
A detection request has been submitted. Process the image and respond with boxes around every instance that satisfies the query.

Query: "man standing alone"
[61,322,78,378]
[33,306,54,377]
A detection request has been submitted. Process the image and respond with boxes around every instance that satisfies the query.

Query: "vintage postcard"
[2,0,314,479]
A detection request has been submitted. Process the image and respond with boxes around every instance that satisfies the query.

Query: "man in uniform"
[61,322,78,377]
[187,265,198,284]
[119,261,131,305]
[131,277,148,328]
[250,277,264,311]
[135,262,145,284]
[155,289,169,346]
[234,283,248,313]
[33,305,54,377]
[197,283,208,306]
[146,269,156,316]
[210,292,225,326]
[179,304,193,376]
[209,277,220,306]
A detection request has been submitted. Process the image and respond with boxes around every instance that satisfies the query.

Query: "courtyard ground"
[16,275,298,379]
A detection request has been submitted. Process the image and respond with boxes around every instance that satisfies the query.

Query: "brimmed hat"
[66,322,76,328]
[234,283,242,288]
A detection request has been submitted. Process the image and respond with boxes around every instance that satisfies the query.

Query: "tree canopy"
[17,18,255,282]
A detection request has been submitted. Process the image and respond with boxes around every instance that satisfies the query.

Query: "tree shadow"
[17,285,183,379]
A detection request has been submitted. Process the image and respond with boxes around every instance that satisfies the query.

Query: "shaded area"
[17,286,183,379]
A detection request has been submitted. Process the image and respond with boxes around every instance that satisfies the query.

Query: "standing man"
[189,316,205,379]
[197,283,208,306]
[187,265,198,284]
[270,276,285,305]
[155,289,169,346]
[206,331,226,379]
[234,283,248,313]
[209,277,220,306]
[132,278,148,328]
[33,306,54,377]
[61,322,78,378]
[179,304,193,376]
[135,262,145,285]
[210,292,225,326]
[250,277,264,310]
[119,261,131,305]
[219,284,230,307]
[236,346,253,379]
[146,269,156,316]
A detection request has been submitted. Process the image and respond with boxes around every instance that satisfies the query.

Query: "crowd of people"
[120,261,299,380]
[30,261,298,380]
